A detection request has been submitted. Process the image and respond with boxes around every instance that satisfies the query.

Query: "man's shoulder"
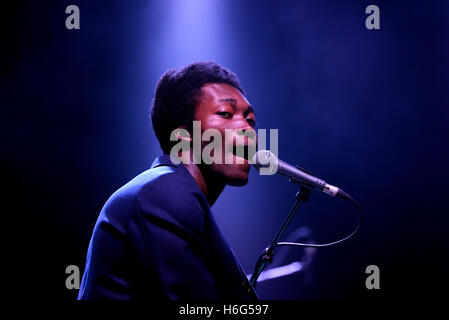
[97,164,207,234]
[112,165,182,203]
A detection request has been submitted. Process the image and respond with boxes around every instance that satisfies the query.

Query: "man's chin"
[208,163,250,186]
[225,170,249,186]
[227,178,249,187]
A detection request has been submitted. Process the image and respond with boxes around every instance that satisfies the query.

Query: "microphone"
[251,150,351,200]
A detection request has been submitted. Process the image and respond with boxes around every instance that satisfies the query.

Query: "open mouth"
[231,144,255,162]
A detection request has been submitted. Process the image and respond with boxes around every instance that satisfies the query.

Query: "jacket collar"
[151,154,180,168]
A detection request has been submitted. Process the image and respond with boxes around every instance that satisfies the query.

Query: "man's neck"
[183,162,225,206]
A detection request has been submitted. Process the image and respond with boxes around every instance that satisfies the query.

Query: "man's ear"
[169,126,193,164]
[173,125,192,142]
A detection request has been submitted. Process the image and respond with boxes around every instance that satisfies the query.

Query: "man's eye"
[246,118,256,127]
[217,111,232,118]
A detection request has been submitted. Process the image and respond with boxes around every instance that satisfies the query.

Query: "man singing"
[78,61,259,300]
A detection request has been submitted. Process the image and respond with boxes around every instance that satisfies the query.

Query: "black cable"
[250,190,363,287]
[276,195,363,248]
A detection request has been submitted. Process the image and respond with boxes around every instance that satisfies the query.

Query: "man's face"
[194,83,256,186]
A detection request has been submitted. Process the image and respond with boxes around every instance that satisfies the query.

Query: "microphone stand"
[250,186,311,288]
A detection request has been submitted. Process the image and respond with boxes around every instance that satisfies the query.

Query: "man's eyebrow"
[218,98,237,105]
[218,98,255,115]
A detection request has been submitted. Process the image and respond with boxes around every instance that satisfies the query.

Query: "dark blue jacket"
[78,155,258,300]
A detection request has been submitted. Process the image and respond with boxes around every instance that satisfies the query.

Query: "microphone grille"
[252,150,276,168]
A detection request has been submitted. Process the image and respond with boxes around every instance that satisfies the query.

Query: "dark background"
[2,0,448,300]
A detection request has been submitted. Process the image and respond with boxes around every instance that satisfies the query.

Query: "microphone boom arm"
[250,187,311,288]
